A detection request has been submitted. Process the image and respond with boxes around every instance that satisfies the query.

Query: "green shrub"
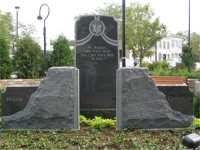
[186,72,200,79]
[194,94,200,118]
[149,61,169,71]
[147,62,200,79]
[149,67,171,76]
[90,116,115,129]
[170,68,188,76]
[175,63,186,69]
[80,115,91,125]
[141,61,149,68]
[80,115,115,129]
[194,118,200,129]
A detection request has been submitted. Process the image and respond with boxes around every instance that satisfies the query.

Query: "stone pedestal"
[116,68,193,129]
[2,67,80,129]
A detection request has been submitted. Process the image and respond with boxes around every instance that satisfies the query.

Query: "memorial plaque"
[75,15,118,117]
[157,85,193,115]
[2,85,38,116]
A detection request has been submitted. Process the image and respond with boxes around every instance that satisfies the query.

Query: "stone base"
[2,67,80,129]
[116,68,193,129]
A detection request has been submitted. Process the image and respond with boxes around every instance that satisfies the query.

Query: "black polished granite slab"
[2,86,38,116]
[75,15,119,118]
[157,85,193,115]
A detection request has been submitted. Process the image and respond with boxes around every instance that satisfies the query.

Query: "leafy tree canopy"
[0,10,14,44]
[50,34,74,67]
[190,32,200,58]
[18,23,37,38]
[181,45,196,72]
[94,2,167,66]
[0,34,12,79]
[175,31,188,44]
[175,31,200,58]
[13,35,43,78]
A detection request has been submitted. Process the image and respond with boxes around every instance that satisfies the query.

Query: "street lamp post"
[188,0,190,47]
[122,0,126,67]
[37,4,50,71]
[15,6,20,39]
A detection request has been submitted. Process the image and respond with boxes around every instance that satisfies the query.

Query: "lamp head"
[37,15,43,20]
[15,6,20,11]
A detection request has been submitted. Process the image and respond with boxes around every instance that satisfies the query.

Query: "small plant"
[194,118,200,129]
[90,116,115,129]
[194,94,200,118]
[80,115,92,125]
[80,115,115,129]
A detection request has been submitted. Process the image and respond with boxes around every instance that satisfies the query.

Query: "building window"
[178,41,181,48]
[167,41,170,49]
[159,41,162,49]
[159,53,162,61]
[175,41,178,48]
[158,41,160,49]
[163,41,166,49]
[171,40,174,48]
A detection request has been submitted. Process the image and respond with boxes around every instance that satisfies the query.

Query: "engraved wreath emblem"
[89,20,105,36]
[76,16,118,46]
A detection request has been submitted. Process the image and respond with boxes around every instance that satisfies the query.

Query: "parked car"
[167,59,176,69]
[195,58,200,63]
[10,72,17,78]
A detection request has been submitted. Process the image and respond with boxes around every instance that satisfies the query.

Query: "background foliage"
[181,45,196,72]
[0,35,13,79]
[94,2,167,66]
[194,94,200,118]
[50,35,74,67]
[13,35,43,78]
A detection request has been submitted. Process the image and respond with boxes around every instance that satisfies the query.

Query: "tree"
[175,31,200,58]
[94,2,167,66]
[181,45,196,72]
[0,10,14,42]
[69,40,75,46]
[95,2,122,19]
[126,2,166,66]
[18,23,37,38]
[190,32,200,58]
[50,35,74,67]
[175,31,188,44]
[0,35,13,79]
[13,35,43,78]
[0,10,15,54]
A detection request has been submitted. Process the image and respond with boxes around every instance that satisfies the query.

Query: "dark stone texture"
[2,67,79,129]
[75,15,118,117]
[157,85,193,115]
[2,86,38,116]
[116,68,193,129]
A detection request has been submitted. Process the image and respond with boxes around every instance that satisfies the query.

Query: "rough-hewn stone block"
[116,68,193,129]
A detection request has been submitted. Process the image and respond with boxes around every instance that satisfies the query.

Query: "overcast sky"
[0,0,200,40]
